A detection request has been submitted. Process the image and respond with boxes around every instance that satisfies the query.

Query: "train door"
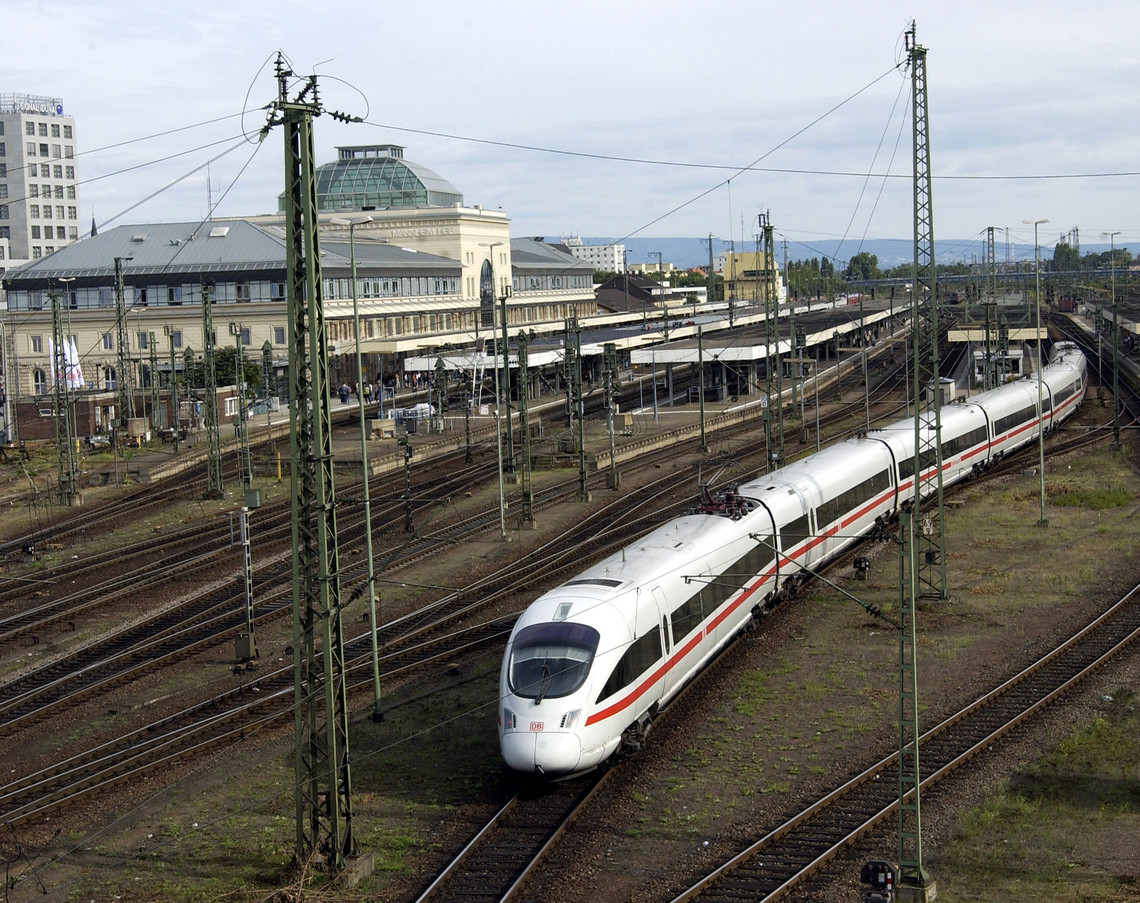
[633,585,668,711]
[655,585,686,700]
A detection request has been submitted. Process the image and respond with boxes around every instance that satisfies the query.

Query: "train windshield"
[508,622,600,701]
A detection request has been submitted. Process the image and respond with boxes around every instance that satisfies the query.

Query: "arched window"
[33,369,47,395]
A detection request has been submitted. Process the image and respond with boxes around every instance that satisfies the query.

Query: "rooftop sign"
[0,94,65,116]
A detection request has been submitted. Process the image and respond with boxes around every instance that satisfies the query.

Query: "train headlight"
[503,708,517,730]
[560,709,581,730]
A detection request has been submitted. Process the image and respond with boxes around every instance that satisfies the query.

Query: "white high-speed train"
[499,342,1087,776]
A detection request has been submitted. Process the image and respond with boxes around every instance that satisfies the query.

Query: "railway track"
[0,464,713,828]
[666,581,1140,903]
[413,776,603,903]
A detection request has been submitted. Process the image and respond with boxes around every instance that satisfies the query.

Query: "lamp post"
[1024,218,1048,525]
[334,215,383,719]
[1105,231,1122,448]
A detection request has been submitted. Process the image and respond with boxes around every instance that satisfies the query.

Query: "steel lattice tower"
[272,54,358,874]
[113,257,135,427]
[897,21,939,901]
[984,226,998,390]
[517,334,534,524]
[760,212,784,471]
[50,288,79,505]
[201,283,223,498]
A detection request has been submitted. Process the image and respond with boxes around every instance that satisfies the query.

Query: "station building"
[0,144,598,440]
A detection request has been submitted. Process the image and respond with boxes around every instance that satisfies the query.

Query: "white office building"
[560,235,626,272]
[0,93,81,271]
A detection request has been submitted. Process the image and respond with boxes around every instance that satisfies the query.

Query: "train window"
[596,629,662,703]
[817,469,891,527]
[941,426,987,460]
[993,405,1036,436]
[898,451,938,480]
[508,622,600,701]
[566,578,623,589]
[670,591,705,640]
[780,513,811,549]
[669,539,778,640]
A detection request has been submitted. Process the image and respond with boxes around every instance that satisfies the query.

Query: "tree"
[1052,242,1080,272]
[844,252,880,281]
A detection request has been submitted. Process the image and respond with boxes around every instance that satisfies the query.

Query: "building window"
[135,288,147,307]
[168,286,182,305]
[28,185,38,197]
[56,226,65,240]
[38,123,47,137]
[67,206,76,219]
[235,282,251,302]
[65,165,74,179]
[172,330,182,349]
[66,186,75,199]
[0,185,5,200]
[51,144,61,158]
[64,146,73,159]
[138,332,148,350]
[31,335,42,353]
[31,226,40,239]
[29,204,38,217]
[52,164,62,178]
[38,143,48,156]
[27,142,36,156]
[54,186,63,200]
[240,326,251,346]
[25,122,35,136]
[270,281,285,299]
[32,247,41,259]
[45,246,53,254]
[0,206,7,220]
[41,184,49,197]
[0,163,5,177]
[42,205,51,219]
[274,326,285,344]
[39,163,48,177]
[102,333,113,350]
[55,205,63,218]
[63,125,72,139]
[68,226,77,240]
[51,124,60,138]
[33,369,47,395]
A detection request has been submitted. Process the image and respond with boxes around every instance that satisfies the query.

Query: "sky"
[7,0,1140,264]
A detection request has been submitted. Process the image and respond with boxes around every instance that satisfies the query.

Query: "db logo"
[529,721,544,732]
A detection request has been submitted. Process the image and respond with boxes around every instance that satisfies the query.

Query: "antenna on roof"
[206,163,213,221]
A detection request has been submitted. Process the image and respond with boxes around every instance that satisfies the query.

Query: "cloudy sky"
[8,0,1139,261]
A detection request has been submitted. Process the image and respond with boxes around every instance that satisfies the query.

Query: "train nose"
[501,729,582,775]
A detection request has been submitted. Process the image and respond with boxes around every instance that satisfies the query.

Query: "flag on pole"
[67,339,84,389]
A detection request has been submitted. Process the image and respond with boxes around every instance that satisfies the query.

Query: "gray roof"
[3,220,458,288]
[509,238,593,273]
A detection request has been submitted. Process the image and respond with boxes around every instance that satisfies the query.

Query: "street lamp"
[1104,231,1122,447]
[331,215,383,719]
[1023,218,1048,525]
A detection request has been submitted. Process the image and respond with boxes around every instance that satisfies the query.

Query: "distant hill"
[576,236,1051,271]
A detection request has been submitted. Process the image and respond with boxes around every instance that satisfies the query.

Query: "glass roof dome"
[278,144,463,212]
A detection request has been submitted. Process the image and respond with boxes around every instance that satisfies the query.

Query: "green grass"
[934,688,1140,902]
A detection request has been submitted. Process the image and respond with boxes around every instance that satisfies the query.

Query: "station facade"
[0,144,599,440]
